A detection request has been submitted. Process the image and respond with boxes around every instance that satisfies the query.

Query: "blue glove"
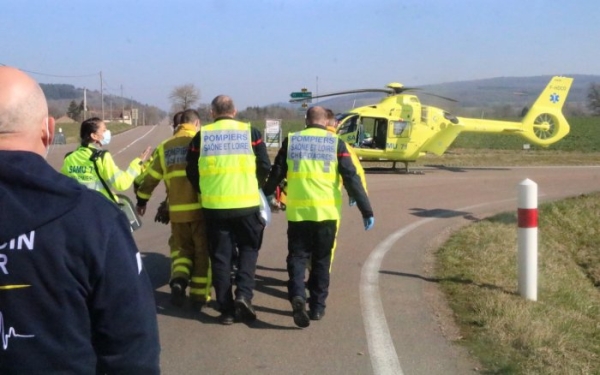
[349,197,356,207]
[363,216,375,231]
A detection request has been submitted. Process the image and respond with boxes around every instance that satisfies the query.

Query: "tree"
[169,84,200,111]
[67,100,83,121]
[587,83,600,116]
[196,104,211,123]
[48,103,63,119]
[143,105,166,125]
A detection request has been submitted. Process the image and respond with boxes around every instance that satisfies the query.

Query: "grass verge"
[436,193,600,374]
[54,121,137,144]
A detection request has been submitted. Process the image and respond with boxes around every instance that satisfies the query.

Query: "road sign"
[290,91,312,99]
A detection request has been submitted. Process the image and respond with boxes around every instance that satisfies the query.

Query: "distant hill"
[41,83,166,124]
[293,75,599,116]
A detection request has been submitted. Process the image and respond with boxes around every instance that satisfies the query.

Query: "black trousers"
[205,211,264,312]
[287,220,337,311]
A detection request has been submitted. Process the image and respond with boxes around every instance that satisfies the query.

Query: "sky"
[2,0,599,111]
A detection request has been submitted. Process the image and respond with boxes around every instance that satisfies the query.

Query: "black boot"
[169,278,187,307]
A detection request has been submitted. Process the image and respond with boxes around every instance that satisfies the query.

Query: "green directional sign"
[290,91,312,99]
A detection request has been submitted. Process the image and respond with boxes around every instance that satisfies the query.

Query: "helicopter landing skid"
[364,161,425,175]
[392,161,425,175]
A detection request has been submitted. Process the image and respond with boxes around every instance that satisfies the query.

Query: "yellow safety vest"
[198,119,259,209]
[286,128,341,222]
[137,124,202,222]
[61,145,141,201]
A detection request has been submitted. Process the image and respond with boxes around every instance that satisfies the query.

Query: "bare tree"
[169,84,200,111]
[587,83,600,116]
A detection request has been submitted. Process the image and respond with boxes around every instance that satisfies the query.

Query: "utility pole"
[83,88,87,120]
[100,71,104,120]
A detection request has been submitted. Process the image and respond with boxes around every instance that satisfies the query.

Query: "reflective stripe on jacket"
[285,127,341,221]
[137,123,201,222]
[198,119,259,209]
[61,145,141,201]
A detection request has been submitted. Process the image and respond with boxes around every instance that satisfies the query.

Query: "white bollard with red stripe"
[518,179,538,301]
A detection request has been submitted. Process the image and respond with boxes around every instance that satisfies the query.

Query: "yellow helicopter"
[290,76,573,171]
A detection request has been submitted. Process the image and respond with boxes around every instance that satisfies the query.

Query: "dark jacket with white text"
[0,151,160,374]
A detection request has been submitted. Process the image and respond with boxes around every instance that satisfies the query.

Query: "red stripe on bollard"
[518,208,538,228]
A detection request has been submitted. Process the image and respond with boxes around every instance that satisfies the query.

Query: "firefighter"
[262,106,374,328]
[186,95,271,325]
[134,112,182,281]
[136,109,211,310]
[61,117,151,202]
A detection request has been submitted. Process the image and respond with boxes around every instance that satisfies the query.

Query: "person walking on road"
[0,66,160,374]
[134,111,183,286]
[262,106,374,328]
[136,108,212,311]
[186,95,271,325]
[61,117,151,203]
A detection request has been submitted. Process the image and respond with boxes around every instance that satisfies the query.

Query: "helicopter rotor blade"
[419,92,458,102]
[289,88,392,103]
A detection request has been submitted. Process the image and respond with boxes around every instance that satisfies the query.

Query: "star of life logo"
[549,93,560,103]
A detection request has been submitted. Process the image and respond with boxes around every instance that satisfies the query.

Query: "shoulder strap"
[89,149,107,162]
[89,150,118,203]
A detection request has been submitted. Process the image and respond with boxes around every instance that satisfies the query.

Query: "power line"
[0,63,98,78]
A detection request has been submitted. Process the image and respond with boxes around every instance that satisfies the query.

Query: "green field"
[449,116,600,152]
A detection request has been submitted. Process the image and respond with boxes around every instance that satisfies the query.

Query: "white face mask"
[100,129,111,146]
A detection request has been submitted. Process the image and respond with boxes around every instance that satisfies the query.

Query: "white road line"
[113,125,158,156]
[360,198,516,375]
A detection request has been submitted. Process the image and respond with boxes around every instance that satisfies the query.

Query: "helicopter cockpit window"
[336,114,358,136]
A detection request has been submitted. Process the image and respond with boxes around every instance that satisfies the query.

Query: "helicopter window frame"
[392,120,410,137]
[336,113,359,136]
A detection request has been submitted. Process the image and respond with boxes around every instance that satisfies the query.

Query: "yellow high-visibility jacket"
[136,123,201,222]
[61,144,142,202]
[198,119,259,210]
[286,127,342,222]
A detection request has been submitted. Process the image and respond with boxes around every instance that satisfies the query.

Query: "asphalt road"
[47,125,600,375]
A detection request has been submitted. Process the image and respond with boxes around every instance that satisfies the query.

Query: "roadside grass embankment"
[431,116,600,374]
[436,194,600,374]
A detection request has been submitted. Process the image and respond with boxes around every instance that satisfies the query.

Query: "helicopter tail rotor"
[519,76,573,146]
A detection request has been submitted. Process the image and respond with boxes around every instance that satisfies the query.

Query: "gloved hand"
[154,201,170,224]
[363,216,375,231]
[349,197,356,207]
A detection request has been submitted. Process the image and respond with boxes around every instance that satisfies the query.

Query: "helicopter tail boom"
[456,76,573,147]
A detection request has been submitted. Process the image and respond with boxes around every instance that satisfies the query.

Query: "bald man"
[0,66,160,374]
